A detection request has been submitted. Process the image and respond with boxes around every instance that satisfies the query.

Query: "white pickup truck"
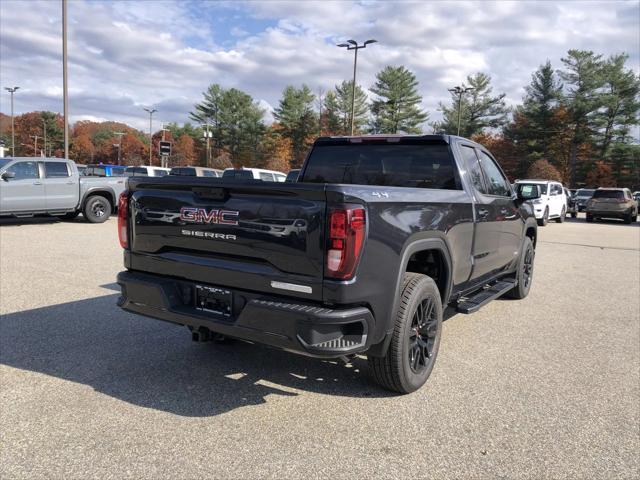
[0,157,127,223]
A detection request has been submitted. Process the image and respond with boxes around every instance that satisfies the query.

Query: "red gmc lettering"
[180,207,239,225]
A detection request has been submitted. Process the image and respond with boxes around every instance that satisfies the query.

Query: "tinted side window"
[125,167,148,176]
[259,172,274,181]
[460,146,487,194]
[203,170,216,177]
[8,161,39,180]
[111,167,126,176]
[478,151,510,197]
[155,170,168,177]
[222,170,253,179]
[45,162,70,178]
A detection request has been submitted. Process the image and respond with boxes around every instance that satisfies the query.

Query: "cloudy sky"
[1,0,638,131]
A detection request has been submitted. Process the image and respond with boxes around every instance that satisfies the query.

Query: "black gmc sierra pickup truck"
[117,135,540,393]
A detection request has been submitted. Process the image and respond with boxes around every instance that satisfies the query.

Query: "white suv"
[515,179,567,226]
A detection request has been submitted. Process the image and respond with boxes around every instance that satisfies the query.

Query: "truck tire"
[83,195,111,223]
[537,208,548,227]
[556,206,566,223]
[571,211,577,219]
[586,213,594,223]
[368,273,442,394]
[506,236,535,300]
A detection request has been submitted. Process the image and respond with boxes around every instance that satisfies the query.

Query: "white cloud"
[0,0,637,132]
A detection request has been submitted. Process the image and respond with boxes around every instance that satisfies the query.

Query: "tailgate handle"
[193,187,227,201]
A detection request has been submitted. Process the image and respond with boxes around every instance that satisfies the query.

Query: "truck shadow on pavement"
[1,294,395,417]
[0,215,99,227]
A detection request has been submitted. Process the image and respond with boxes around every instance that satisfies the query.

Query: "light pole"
[143,107,157,166]
[4,87,19,156]
[113,132,124,165]
[62,0,69,159]
[202,121,212,167]
[30,135,39,156]
[337,39,377,135]
[448,85,474,136]
[42,117,47,157]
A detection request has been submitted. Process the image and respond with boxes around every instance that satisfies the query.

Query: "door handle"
[33,181,43,185]
[66,181,75,185]
[477,208,489,218]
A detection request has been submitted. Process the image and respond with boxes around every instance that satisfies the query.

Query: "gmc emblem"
[180,207,239,225]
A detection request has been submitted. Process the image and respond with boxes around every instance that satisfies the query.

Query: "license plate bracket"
[195,285,232,317]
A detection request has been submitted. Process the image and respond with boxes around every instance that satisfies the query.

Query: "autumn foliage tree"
[173,134,196,166]
[259,125,293,173]
[585,161,615,187]
[70,134,95,163]
[527,159,563,182]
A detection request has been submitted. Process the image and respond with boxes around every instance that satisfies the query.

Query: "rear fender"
[366,234,453,357]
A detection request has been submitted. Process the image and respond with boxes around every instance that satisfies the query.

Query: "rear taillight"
[118,191,128,249]
[326,206,366,280]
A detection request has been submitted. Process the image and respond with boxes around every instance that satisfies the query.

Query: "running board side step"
[456,280,516,314]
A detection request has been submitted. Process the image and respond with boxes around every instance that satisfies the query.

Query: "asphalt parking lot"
[1,214,638,479]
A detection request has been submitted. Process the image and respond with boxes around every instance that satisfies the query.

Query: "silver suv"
[586,188,638,224]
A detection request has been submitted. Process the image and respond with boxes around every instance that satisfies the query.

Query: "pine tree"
[322,90,342,135]
[435,73,508,137]
[190,84,224,153]
[190,85,265,164]
[273,85,317,165]
[324,80,369,134]
[370,66,428,134]
[597,53,640,157]
[558,50,606,186]
[503,61,563,174]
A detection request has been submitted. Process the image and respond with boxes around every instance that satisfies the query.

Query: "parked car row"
[513,180,638,225]
[79,164,294,182]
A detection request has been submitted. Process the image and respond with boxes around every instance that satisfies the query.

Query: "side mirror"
[516,184,541,202]
[1,171,15,181]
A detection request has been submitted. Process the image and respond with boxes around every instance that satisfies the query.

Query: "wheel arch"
[82,188,116,209]
[524,218,538,249]
[366,235,451,359]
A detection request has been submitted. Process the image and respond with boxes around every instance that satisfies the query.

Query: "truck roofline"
[314,134,453,144]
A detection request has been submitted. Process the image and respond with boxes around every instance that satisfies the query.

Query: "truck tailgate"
[127,178,327,301]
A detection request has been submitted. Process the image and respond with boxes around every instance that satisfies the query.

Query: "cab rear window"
[301,143,459,189]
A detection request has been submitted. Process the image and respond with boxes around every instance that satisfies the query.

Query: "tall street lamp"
[113,132,124,165]
[4,86,19,156]
[42,117,47,157]
[30,135,39,156]
[337,39,377,135]
[62,0,69,159]
[448,85,474,136]
[143,107,157,166]
[202,121,212,168]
